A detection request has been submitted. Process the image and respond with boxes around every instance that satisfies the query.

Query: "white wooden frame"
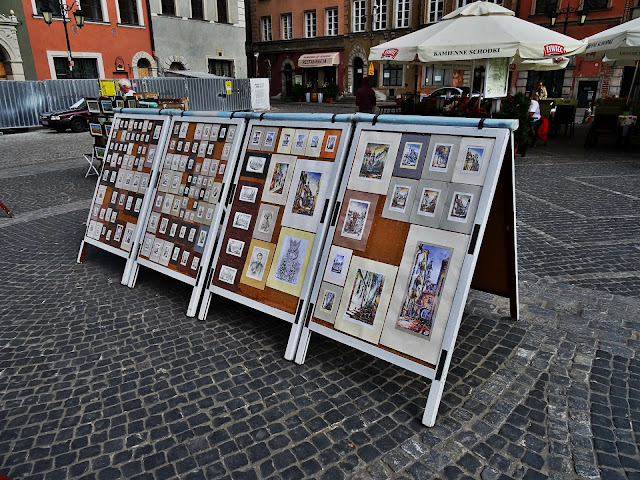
[77,113,172,278]
[198,118,354,360]
[126,115,247,317]
[294,120,516,427]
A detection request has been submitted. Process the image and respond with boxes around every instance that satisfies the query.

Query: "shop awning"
[298,52,340,68]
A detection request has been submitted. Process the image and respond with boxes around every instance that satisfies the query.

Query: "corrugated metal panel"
[0,77,252,129]
[43,79,100,111]
[0,81,46,129]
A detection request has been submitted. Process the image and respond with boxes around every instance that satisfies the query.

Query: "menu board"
[135,118,244,285]
[199,120,353,331]
[82,114,167,257]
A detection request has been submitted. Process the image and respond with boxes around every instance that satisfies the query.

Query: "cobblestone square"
[0,117,638,479]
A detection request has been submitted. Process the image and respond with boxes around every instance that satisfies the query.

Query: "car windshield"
[70,98,86,109]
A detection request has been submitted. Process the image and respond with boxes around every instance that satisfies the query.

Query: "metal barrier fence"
[0,77,252,129]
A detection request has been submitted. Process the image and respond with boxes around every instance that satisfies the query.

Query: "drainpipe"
[144,0,159,75]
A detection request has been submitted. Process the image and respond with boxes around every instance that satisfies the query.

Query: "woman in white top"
[528,97,542,147]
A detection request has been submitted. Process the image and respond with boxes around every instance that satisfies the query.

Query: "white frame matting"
[126,115,247,318]
[198,118,354,361]
[294,120,517,427]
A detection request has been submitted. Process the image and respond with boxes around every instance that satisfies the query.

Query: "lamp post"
[547,3,588,35]
[40,0,85,78]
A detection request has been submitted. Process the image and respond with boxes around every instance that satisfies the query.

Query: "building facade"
[0,12,26,80]
[249,0,347,97]
[149,0,248,77]
[17,0,155,80]
[514,0,631,104]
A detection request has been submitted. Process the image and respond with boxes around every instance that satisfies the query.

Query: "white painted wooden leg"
[294,328,311,365]
[285,322,303,361]
[198,291,212,321]
[76,241,86,264]
[422,378,446,427]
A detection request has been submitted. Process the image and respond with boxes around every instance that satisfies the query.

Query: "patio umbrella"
[584,16,640,65]
[369,2,587,63]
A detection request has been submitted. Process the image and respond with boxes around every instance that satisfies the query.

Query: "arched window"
[169,61,186,71]
[137,58,151,77]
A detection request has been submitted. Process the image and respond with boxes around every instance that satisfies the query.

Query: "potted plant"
[495,92,530,155]
[324,82,340,103]
[291,84,305,102]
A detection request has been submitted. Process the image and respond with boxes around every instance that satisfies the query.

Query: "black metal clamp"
[477,118,486,129]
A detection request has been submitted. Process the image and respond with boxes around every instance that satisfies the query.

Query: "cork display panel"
[136,118,244,282]
[207,121,350,319]
[84,114,166,256]
[307,124,504,367]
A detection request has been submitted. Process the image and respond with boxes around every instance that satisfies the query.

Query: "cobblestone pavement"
[0,121,638,480]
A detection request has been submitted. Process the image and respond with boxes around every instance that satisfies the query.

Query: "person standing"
[118,79,136,97]
[529,95,542,147]
[532,81,548,101]
[355,76,376,114]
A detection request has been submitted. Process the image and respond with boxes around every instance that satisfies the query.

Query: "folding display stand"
[126,114,247,317]
[294,116,519,427]
[77,112,172,282]
[198,115,354,359]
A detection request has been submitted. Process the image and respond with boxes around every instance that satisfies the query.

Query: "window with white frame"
[282,13,292,39]
[35,0,62,16]
[190,0,204,19]
[160,0,176,15]
[395,0,409,27]
[383,63,403,86]
[373,0,387,30]
[305,10,316,38]
[326,7,338,35]
[118,0,140,24]
[353,0,365,32]
[457,0,501,6]
[427,0,443,23]
[261,16,272,41]
[80,0,104,21]
[423,65,451,86]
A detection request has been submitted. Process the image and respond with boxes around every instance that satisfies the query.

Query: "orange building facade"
[514,0,633,106]
[21,0,155,80]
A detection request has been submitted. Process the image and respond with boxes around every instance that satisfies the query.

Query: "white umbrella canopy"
[369,2,586,63]
[584,16,640,65]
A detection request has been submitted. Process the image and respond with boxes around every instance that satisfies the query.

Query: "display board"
[294,119,513,426]
[198,119,353,358]
[78,113,170,276]
[128,116,246,317]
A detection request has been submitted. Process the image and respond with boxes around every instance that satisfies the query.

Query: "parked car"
[425,87,481,99]
[39,98,90,133]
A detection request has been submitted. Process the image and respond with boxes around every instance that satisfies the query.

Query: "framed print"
[240,239,276,290]
[249,126,265,149]
[261,128,278,152]
[305,130,326,157]
[290,129,309,156]
[392,134,430,179]
[322,245,353,286]
[266,227,315,297]
[226,125,237,142]
[89,123,103,137]
[451,137,495,186]
[252,203,279,242]
[202,124,212,140]
[226,238,246,257]
[321,130,341,159]
[232,211,252,230]
[238,185,259,203]
[379,225,467,365]
[100,99,113,114]
[178,122,189,138]
[94,146,106,160]
[209,124,220,140]
[334,256,398,344]
[127,99,137,108]
[409,179,449,228]
[281,159,335,234]
[313,282,343,324]
[217,125,228,142]
[276,128,295,154]
[382,177,419,223]
[422,135,461,182]
[104,124,112,138]
[193,123,204,140]
[347,130,401,195]
[221,143,231,161]
[261,154,297,205]
[218,265,238,285]
[87,99,100,114]
[241,152,271,180]
[115,98,125,109]
[332,190,378,252]
[439,184,482,234]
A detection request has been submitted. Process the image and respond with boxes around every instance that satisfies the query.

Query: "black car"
[39,98,90,133]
